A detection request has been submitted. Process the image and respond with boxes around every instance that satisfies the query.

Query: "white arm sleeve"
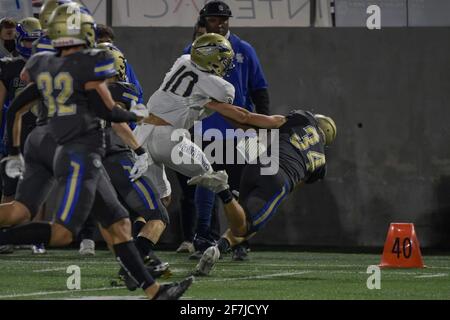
[199,76,235,104]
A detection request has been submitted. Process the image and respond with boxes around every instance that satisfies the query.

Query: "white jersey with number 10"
[147,54,235,129]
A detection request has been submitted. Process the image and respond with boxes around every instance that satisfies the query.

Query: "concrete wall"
[113,27,450,249]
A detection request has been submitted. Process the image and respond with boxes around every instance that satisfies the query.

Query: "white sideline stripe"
[414,273,448,279]
[0,286,126,299]
[33,267,67,273]
[198,271,311,282]
[0,272,309,299]
[0,270,447,299]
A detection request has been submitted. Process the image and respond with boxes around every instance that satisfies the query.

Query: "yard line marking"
[33,267,67,273]
[414,273,448,279]
[0,286,127,299]
[3,259,450,271]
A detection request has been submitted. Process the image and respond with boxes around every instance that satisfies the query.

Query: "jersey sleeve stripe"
[95,69,116,78]
[122,92,138,102]
[94,62,115,73]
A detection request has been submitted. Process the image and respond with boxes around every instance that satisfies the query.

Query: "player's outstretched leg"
[107,218,193,299]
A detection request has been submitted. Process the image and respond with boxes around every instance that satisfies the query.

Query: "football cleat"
[153,276,194,300]
[146,259,172,279]
[79,239,95,256]
[176,241,195,254]
[31,244,46,255]
[194,246,220,276]
[187,170,229,193]
[232,244,249,261]
[119,258,172,291]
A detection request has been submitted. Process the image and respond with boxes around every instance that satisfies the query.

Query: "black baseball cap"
[200,1,232,18]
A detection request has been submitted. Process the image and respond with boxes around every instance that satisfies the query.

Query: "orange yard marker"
[379,223,424,268]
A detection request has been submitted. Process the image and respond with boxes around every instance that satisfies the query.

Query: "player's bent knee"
[108,218,132,243]
[49,224,74,246]
[140,208,170,226]
[13,201,32,223]
[0,201,31,226]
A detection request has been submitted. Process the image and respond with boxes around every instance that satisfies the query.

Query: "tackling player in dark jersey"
[0,2,192,299]
[188,109,337,276]
[94,42,172,285]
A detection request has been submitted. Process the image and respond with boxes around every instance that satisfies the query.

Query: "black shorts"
[0,161,18,197]
[103,152,169,224]
[53,143,129,236]
[239,164,292,236]
[15,126,56,217]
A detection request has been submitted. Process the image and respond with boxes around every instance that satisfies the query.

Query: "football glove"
[129,151,150,182]
[2,154,25,179]
[130,103,149,119]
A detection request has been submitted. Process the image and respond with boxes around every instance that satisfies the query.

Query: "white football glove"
[129,152,149,182]
[2,154,25,179]
[130,103,149,118]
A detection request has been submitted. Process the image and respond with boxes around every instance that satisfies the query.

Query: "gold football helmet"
[190,33,234,77]
[39,0,80,29]
[47,2,96,48]
[314,114,337,145]
[40,0,59,29]
[97,42,127,81]
[15,17,42,58]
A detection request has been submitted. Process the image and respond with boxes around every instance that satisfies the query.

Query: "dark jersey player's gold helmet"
[47,2,96,48]
[190,33,234,77]
[97,42,127,82]
[40,0,62,29]
[314,114,337,145]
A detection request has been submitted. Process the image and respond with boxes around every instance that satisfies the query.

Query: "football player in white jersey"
[133,33,285,204]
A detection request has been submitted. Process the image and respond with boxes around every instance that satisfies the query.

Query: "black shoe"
[232,245,249,261]
[118,259,172,291]
[145,258,172,279]
[153,276,194,300]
